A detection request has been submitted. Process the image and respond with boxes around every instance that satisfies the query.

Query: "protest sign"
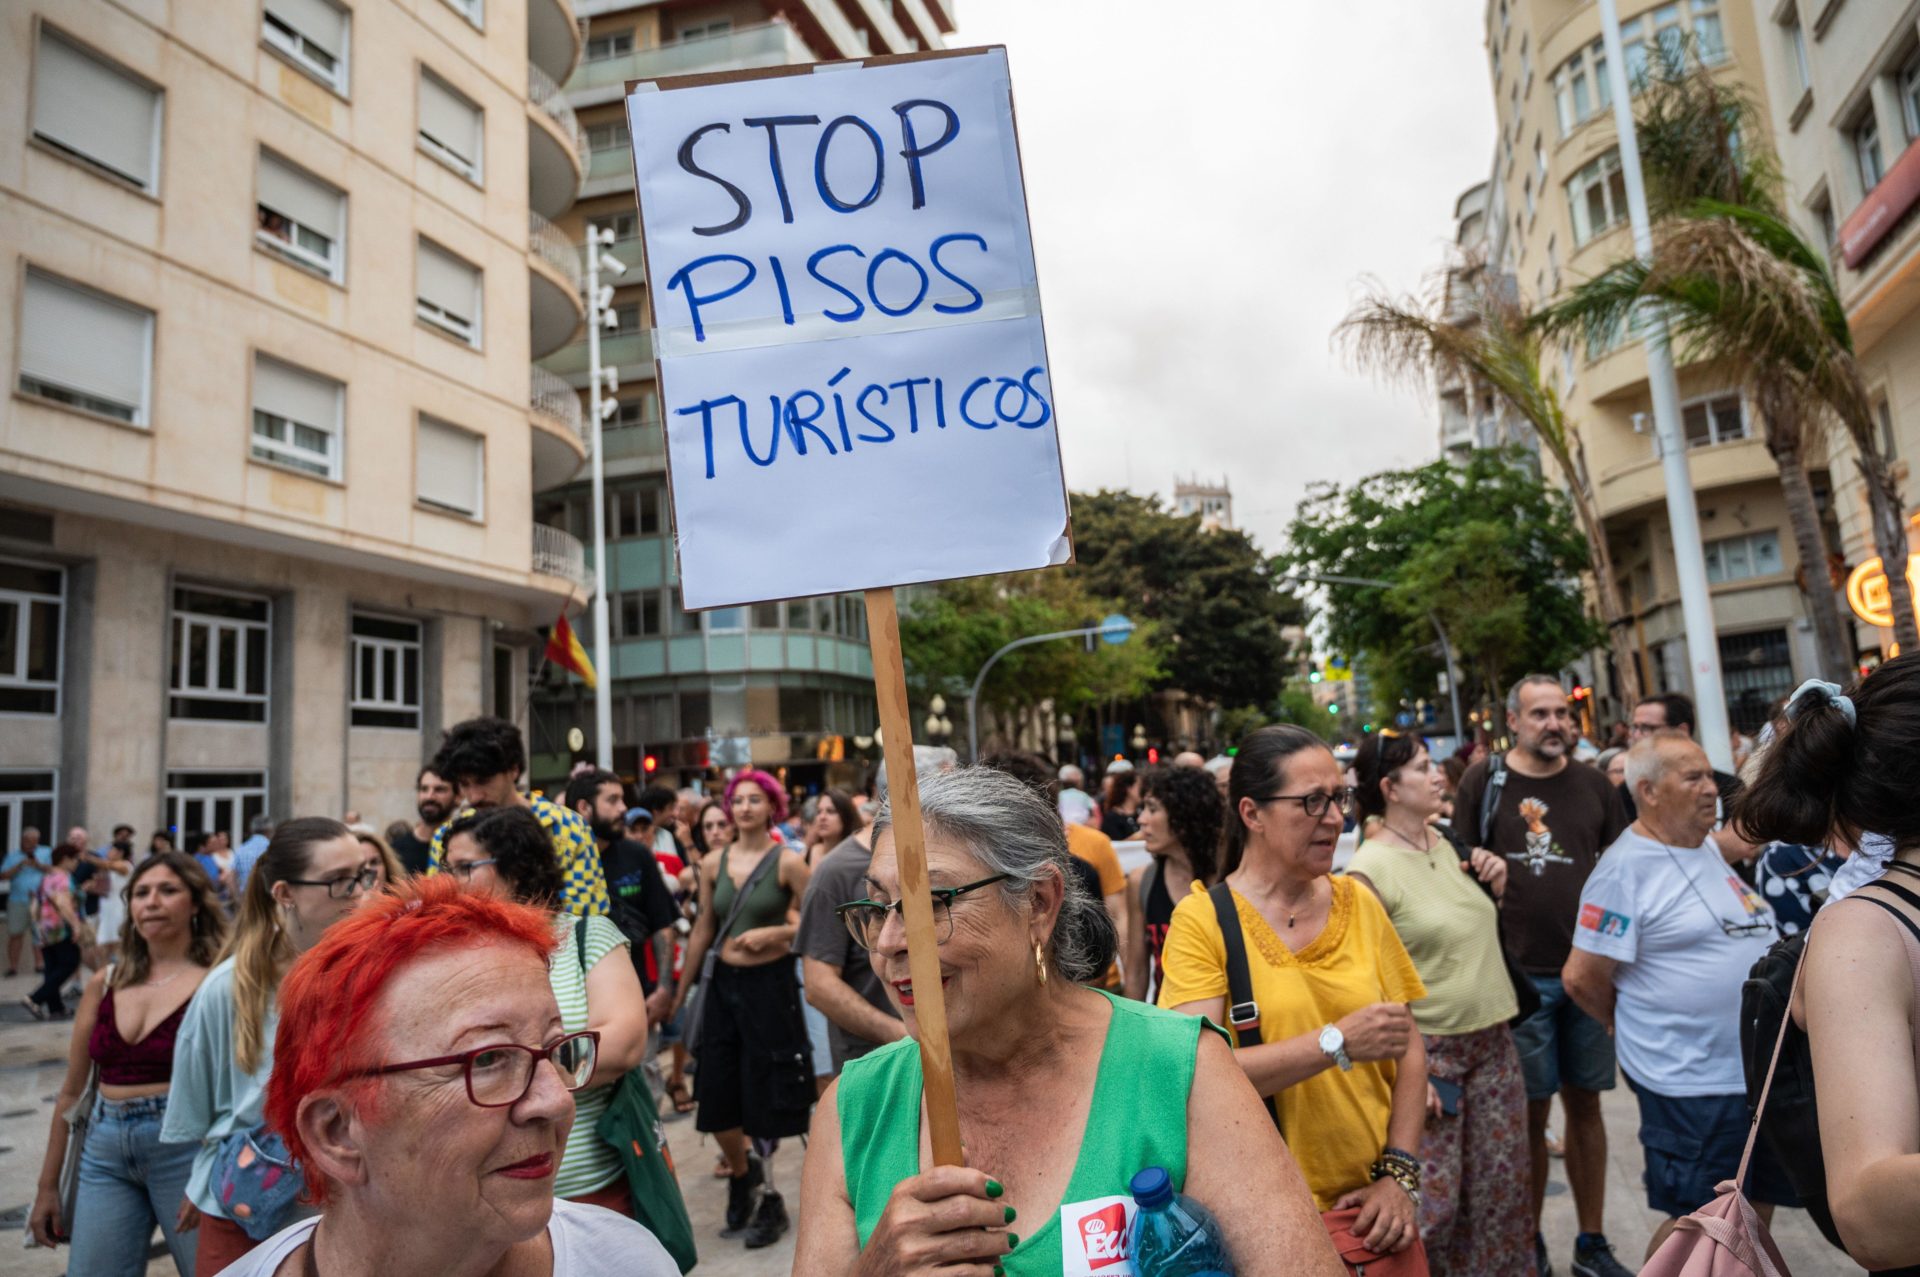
[624,46,1069,611]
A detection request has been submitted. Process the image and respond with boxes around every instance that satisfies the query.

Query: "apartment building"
[1747,0,1920,658]
[0,0,592,845]
[1473,0,1821,734]
[528,0,953,787]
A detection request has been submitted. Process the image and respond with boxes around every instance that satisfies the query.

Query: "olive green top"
[712,846,792,937]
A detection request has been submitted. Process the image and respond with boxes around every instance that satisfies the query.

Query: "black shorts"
[692,959,814,1139]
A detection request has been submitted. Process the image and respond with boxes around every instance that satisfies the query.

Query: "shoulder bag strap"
[574,914,589,977]
[714,846,782,942]
[1477,753,1508,849]
[1140,858,1161,917]
[1207,883,1281,1130]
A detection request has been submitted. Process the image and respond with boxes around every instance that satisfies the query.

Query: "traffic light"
[642,754,659,774]
[1327,703,1339,715]
[1147,747,1160,765]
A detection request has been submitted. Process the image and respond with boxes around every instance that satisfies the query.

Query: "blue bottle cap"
[1129,1166,1173,1209]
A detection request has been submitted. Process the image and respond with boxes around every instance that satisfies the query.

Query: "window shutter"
[417,417,481,514]
[254,356,341,432]
[20,271,152,418]
[419,71,480,166]
[417,241,479,321]
[265,0,347,62]
[258,153,342,240]
[33,30,160,188]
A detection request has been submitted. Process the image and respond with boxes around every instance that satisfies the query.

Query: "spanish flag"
[544,611,596,688]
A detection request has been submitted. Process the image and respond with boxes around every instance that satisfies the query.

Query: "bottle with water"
[1127,1167,1236,1276]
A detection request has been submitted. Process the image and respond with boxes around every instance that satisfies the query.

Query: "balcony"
[542,329,653,390]
[532,523,593,596]
[528,61,586,218]
[528,0,583,86]
[529,211,585,358]
[530,363,588,493]
[581,144,637,200]
[567,21,816,107]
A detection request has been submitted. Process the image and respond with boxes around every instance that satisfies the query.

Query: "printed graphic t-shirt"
[1571,827,1776,1096]
[1452,755,1628,975]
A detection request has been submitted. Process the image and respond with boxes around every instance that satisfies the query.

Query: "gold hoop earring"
[1034,941,1048,987]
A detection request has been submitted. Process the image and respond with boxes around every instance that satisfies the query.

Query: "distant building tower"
[1174,476,1233,531]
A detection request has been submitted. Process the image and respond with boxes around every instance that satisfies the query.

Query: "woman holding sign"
[793,767,1340,1275]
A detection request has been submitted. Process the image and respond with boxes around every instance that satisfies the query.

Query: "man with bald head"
[1562,731,1794,1258]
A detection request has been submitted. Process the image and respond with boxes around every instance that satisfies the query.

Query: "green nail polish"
[1006,1233,1020,1250]
[1004,1204,1017,1224]
[985,1179,1004,1198]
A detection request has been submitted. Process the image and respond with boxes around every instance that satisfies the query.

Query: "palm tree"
[1532,56,1913,658]
[1337,277,1645,708]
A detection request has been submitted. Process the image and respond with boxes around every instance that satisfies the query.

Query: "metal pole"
[966,622,1132,761]
[1596,0,1733,770]
[585,232,615,769]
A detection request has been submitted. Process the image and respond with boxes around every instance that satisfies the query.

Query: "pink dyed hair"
[723,769,788,824]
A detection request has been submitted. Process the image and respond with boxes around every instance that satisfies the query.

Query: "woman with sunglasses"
[1158,725,1430,1261]
[161,818,374,1275]
[213,876,677,1276]
[794,765,1341,1275]
[440,807,649,1218]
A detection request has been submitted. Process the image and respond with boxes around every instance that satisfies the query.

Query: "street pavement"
[0,966,1858,1275]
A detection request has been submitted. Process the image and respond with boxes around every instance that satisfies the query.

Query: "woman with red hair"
[669,768,811,1250]
[217,876,677,1275]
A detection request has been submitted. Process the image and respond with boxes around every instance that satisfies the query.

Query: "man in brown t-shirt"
[1453,675,1630,1277]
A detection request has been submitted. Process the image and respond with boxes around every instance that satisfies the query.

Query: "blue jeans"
[69,1093,198,1277]
[1510,974,1616,1101]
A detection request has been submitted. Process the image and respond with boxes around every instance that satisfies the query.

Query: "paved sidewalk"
[0,966,1861,1275]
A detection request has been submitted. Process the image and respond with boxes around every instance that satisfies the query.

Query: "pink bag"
[1639,961,1801,1277]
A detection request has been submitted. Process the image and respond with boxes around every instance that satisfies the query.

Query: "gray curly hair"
[870,766,1117,983]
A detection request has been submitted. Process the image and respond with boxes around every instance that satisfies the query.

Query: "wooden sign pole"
[863,586,965,1167]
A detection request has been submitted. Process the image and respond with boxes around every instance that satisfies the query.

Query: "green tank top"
[712,846,791,937]
[838,990,1215,1274]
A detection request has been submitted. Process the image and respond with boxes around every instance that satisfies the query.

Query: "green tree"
[1282,449,1600,710]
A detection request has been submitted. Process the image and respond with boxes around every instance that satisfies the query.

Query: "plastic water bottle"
[1128,1167,1236,1276]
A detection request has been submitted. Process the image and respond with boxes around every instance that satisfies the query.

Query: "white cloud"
[951,0,1496,550]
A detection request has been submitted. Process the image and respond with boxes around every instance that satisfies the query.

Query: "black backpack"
[1739,869,1920,1264]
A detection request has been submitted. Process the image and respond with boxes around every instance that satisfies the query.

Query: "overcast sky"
[949,1,1497,552]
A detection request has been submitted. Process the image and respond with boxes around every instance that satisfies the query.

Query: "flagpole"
[586,228,616,769]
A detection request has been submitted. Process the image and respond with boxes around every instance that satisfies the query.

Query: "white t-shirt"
[1571,827,1777,1097]
[216,1199,678,1276]
[1057,787,1096,827]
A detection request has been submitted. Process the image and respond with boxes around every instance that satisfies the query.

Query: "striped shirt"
[550,913,629,1198]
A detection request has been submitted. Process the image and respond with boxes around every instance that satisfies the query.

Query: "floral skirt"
[1419,1022,1536,1277]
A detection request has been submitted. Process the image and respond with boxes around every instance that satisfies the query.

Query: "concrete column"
[82,543,171,836]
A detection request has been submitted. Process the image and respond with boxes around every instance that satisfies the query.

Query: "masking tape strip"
[650,285,1040,359]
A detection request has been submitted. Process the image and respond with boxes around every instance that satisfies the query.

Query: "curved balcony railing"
[527,61,587,173]
[528,211,585,297]
[530,364,588,450]
[532,523,593,593]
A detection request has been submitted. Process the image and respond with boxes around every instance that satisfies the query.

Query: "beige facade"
[0,0,593,842]
[1746,0,1920,658]
[1475,0,1822,735]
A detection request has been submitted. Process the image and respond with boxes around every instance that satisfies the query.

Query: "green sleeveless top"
[712,846,792,938]
[838,990,1218,1274]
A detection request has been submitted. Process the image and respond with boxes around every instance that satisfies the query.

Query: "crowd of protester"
[16,656,1920,1275]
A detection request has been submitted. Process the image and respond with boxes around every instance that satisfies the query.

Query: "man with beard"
[388,766,452,877]
[566,768,680,1030]
[1453,674,1631,1277]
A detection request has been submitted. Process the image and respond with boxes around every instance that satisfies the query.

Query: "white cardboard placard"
[624,47,1069,610]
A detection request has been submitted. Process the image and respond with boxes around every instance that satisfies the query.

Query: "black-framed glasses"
[446,858,497,880]
[284,867,380,900]
[1253,787,1358,819]
[350,1030,600,1108]
[836,873,1013,951]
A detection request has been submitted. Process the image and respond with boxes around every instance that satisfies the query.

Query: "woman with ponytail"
[1734,657,1920,1271]
[160,817,371,1275]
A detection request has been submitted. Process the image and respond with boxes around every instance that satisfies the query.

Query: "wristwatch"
[1318,1023,1353,1071]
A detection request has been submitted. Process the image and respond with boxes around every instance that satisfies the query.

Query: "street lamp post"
[1283,571,1466,747]
[965,617,1134,761]
[923,694,954,747]
[584,226,628,770]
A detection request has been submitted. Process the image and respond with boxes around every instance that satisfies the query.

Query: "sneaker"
[1571,1235,1635,1277]
[20,996,46,1021]
[721,1156,764,1237]
[743,1188,790,1249]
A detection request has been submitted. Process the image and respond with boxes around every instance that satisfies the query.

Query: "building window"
[613,590,664,639]
[251,355,342,479]
[1782,10,1809,91]
[1547,233,1561,290]
[1690,0,1725,64]
[585,29,634,61]
[256,152,344,280]
[607,486,661,538]
[171,586,270,722]
[351,613,421,728]
[1900,46,1920,143]
[1852,109,1884,192]
[263,0,349,93]
[675,19,733,42]
[0,771,57,858]
[416,239,482,346]
[1704,530,1783,584]
[586,120,631,155]
[0,559,63,715]
[32,28,162,190]
[418,69,483,181]
[1550,40,1610,135]
[1719,629,1795,735]
[416,416,483,517]
[1810,191,1837,257]
[442,0,483,27]
[1567,149,1628,246]
[1523,174,1536,221]
[1683,392,1747,447]
[166,771,267,846]
[611,394,658,430]
[672,600,702,634]
[1878,396,1899,462]
[752,601,782,629]
[18,270,153,426]
[589,211,638,241]
[1534,135,1547,184]
[609,302,644,335]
